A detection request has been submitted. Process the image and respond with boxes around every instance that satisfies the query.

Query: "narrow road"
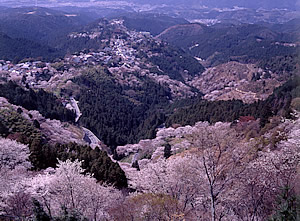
[70,97,82,122]
[235,88,258,100]
[82,127,102,149]
[69,97,103,149]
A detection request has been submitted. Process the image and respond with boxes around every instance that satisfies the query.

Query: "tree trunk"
[210,188,216,221]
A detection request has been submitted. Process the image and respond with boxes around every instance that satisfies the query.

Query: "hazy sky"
[0,0,298,10]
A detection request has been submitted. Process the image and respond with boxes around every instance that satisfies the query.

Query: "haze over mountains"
[1,0,299,28]
[133,0,299,9]
[0,0,298,10]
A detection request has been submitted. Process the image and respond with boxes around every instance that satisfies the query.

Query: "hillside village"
[0,19,198,99]
[0,19,290,106]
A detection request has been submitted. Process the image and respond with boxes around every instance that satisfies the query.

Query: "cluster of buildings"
[0,19,163,91]
[66,19,155,68]
[0,60,56,86]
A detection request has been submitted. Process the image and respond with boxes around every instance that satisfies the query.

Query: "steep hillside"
[1,15,297,154]
[73,67,171,148]
[0,7,96,61]
[62,18,205,83]
[158,23,298,66]
[0,81,76,122]
[0,7,92,45]
[270,18,300,33]
[0,96,127,188]
[157,23,206,42]
[166,76,300,128]
[190,61,286,103]
[0,33,60,62]
[0,17,205,150]
[118,116,300,220]
[120,13,189,36]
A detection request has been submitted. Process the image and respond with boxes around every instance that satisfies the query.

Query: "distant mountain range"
[132,0,298,10]
[0,0,298,10]
[0,7,91,44]
[0,6,299,62]
[0,7,95,61]
[157,22,298,66]
[120,13,189,36]
[0,32,60,62]
[0,7,191,61]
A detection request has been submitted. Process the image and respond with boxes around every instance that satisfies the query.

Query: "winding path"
[69,97,102,149]
[70,97,82,122]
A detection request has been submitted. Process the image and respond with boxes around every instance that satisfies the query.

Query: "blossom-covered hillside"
[120,115,300,220]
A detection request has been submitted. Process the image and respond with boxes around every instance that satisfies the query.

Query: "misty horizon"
[0,0,298,10]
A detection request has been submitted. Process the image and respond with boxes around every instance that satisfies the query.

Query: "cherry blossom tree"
[192,122,249,221]
[26,159,122,220]
[234,118,300,220]
[109,193,184,221]
[0,138,32,218]
[0,137,31,170]
[129,121,293,220]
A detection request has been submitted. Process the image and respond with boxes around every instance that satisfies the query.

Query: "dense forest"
[258,54,300,76]
[30,142,128,188]
[0,108,127,188]
[0,7,91,45]
[0,108,42,145]
[166,76,300,127]
[121,13,189,36]
[148,44,205,81]
[71,67,300,152]
[0,33,61,62]
[158,23,298,66]
[74,68,171,149]
[0,81,75,122]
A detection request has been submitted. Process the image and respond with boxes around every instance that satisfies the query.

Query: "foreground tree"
[26,160,122,220]
[109,193,184,221]
[128,123,245,220]
[224,117,300,220]
[0,138,32,218]
[193,122,248,221]
[0,138,31,171]
[129,119,300,220]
